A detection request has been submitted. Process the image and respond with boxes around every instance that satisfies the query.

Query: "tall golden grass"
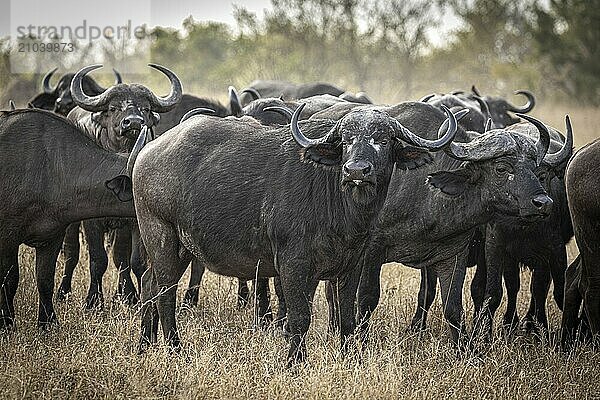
[0,238,597,398]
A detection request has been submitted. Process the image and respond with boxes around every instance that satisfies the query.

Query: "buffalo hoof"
[0,314,15,331]
[255,312,273,330]
[113,292,139,307]
[237,285,251,309]
[38,315,59,331]
[56,285,71,302]
[521,316,547,336]
[85,293,104,310]
[182,290,199,308]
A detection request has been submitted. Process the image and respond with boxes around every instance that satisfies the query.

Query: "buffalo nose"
[531,194,553,213]
[343,160,373,180]
[121,115,144,131]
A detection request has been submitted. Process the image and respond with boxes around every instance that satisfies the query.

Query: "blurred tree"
[531,0,600,104]
[366,0,438,96]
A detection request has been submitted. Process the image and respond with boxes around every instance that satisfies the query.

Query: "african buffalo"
[344,104,567,347]
[116,102,460,366]
[57,64,182,309]
[457,86,536,128]
[239,80,346,104]
[562,138,600,347]
[470,118,573,338]
[0,109,142,329]
[29,67,122,115]
[420,93,492,132]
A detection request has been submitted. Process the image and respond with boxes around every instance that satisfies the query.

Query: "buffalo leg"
[523,267,551,332]
[561,256,583,349]
[474,231,512,341]
[139,268,159,353]
[83,221,108,309]
[0,246,19,329]
[130,224,148,291]
[502,262,521,331]
[410,266,438,331]
[279,260,318,367]
[254,278,273,328]
[35,237,63,328]
[356,243,386,337]
[183,258,205,307]
[112,225,137,305]
[470,251,487,316]
[273,276,287,329]
[330,265,362,353]
[326,281,339,334]
[57,222,80,301]
[237,279,251,308]
[549,244,567,311]
[435,255,468,347]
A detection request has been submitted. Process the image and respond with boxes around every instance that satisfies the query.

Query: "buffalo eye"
[494,162,512,175]
[377,139,389,146]
[109,106,117,112]
[141,107,150,112]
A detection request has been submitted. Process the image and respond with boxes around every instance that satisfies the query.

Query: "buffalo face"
[91,97,159,140]
[289,104,461,205]
[429,114,573,223]
[71,64,182,150]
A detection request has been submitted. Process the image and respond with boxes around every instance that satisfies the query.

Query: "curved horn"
[43,67,57,93]
[112,68,123,84]
[542,115,573,167]
[179,108,216,124]
[241,88,261,100]
[229,86,242,116]
[290,103,325,148]
[472,95,491,117]
[420,93,436,103]
[484,118,492,132]
[471,85,482,97]
[392,105,459,151]
[508,90,535,113]
[71,64,109,111]
[8,100,16,110]
[451,90,464,95]
[516,113,551,165]
[147,64,183,113]
[126,126,148,177]
[263,106,293,122]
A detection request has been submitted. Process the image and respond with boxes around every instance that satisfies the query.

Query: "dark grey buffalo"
[115,102,460,366]
[562,138,600,347]
[239,80,346,104]
[345,103,568,347]
[470,118,573,338]
[0,109,141,329]
[29,67,122,115]
[421,93,492,133]
[57,64,182,309]
[457,86,536,128]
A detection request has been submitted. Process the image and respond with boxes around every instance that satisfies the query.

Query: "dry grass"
[1,241,600,400]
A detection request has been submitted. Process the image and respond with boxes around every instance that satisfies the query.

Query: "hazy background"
[0,0,598,124]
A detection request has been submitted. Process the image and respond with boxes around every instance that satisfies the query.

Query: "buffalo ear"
[394,145,433,170]
[428,165,478,196]
[301,143,342,166]
[105,175,133,202]
[28,93,57,110]
[91,111,106,124]
[150,111,161,126]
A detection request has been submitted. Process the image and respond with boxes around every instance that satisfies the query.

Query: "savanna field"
[0,105,598,399]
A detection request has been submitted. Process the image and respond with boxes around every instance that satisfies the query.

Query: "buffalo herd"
[0,64,597,367]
